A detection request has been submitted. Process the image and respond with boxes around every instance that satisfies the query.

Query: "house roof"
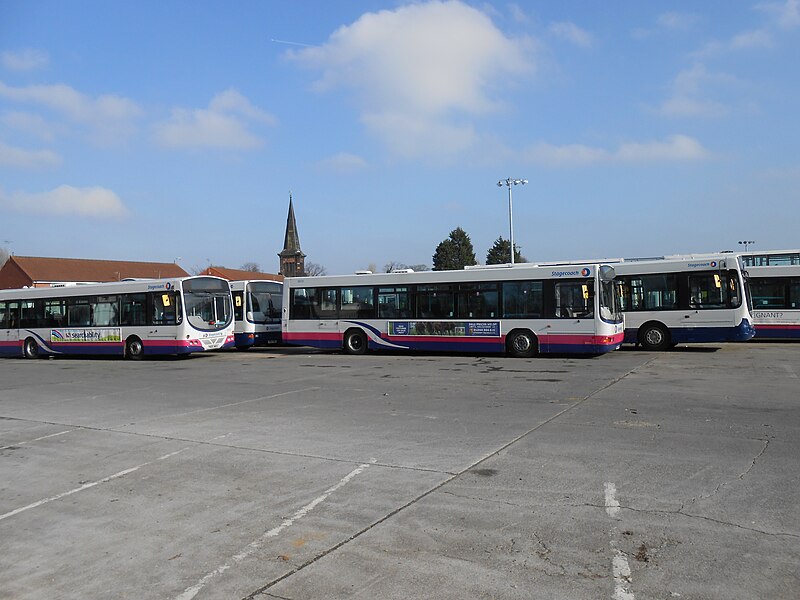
[201,266,284,282]
[6,255,189,283]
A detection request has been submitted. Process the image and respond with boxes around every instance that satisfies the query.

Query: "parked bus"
[230,279,283,349]
[744,263,800,340]
[611,255,754,350]
[282,263,624,357]
[741,249,800,267]
[0,276,234,359]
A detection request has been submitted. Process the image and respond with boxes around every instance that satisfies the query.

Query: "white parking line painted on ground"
[605,481,620,518]
[175,459,377,600]
[611,544,635,600]
[0,434,231,523]
[0,429,72,451]
[606,482,634,600]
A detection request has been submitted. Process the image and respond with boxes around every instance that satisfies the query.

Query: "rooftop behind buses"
[610,254,755,350]
[282,263,623,357]
[230,279,283,349]
[0,276,234,359]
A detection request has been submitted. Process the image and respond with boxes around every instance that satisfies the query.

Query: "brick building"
[0,256,188,290]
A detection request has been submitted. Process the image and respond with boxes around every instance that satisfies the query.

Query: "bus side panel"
[380,335,504,354]
[0,340,22,356]
[753,324,800,339]
[540,332,624,354]
[283,331,342,349]
[144,339,206,355]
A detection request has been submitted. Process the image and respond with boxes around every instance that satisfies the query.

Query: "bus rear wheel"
[507,330,537,358]
[126,336,144,360]
[343,329,367,355]
[23,337,39,359]
[639,323,670,351]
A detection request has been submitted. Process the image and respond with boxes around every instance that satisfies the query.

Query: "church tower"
[278,193,306,277]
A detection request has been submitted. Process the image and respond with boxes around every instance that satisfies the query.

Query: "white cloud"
[695,28,774,57]
[208,89,276,125]
[0,81,141,144]
[524,135,710,166]
[632,11,699,40]
[317,152,368,172]
[288,0,533,159]
[757,0,800,29]
[153,89,274,149]
[549,21,593,47]
[362,112,477,161]
[1,111,57,141]
[1,49,49,71]
[657,12,699,31]
[730,28,774,49]
[0,185,129,218]
[0,141,61,168]
[507,3,532,25]
[656,64,737,117]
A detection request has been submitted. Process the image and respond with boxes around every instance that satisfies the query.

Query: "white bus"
[282,263,624,357]
[611,255,755,350]
[737,249,800,340]
[230,279,283,349]
[0,276,234,359]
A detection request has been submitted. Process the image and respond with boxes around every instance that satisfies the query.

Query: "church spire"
[278,193,306,276]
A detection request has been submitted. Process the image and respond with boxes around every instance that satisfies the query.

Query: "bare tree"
[408,263,429,272]
[384,261,407,273]
[305,261,327,276]
[0,246,9,268]
[240,262,261,272]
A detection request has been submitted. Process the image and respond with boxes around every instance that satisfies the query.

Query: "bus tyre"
[507,330,537,358]
[23,337,39,359]
[343,329,368,355]
[126,337,144,360]
[639,323,670,351]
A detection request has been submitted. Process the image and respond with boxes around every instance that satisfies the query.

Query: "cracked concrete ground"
[0,343,797,599]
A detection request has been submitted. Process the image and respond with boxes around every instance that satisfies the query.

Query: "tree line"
[431,227,525,271]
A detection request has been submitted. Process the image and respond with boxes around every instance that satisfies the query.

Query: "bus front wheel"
[343,329,368,355]
[126,336,144,360]
[23,337,39,359]
[507,330,537,358]
[639,323,670,351]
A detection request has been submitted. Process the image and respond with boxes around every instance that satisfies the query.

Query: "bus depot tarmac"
[0,344,797,599]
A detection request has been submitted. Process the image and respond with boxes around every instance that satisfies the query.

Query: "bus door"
[0,301,20,351]
[549,280,595,350]
[683,271,736,334]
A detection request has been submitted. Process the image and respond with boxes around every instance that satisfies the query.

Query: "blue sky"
[1,1,798,275]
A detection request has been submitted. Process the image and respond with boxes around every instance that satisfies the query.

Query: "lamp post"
[496,178,527,265]
[738,240,755,252]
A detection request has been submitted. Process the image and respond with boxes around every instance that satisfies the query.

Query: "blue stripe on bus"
[624,319,755,344]
[753,326,800,340]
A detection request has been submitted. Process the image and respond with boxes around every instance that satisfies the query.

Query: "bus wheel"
[125,336,144,360]
[507,330,537,358]
[343,329,367,355]
[639,323,670,351]
[23,337,39,359]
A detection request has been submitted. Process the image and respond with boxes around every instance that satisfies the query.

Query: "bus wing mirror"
[599,265,616,282]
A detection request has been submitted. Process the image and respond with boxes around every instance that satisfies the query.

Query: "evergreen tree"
[432,227,478,271]
[486,237,526,265]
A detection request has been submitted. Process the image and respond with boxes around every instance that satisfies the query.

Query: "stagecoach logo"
[551,268,592,278]
[147,282,173,290]
[688,261,717,268]
[51,328,122,343]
